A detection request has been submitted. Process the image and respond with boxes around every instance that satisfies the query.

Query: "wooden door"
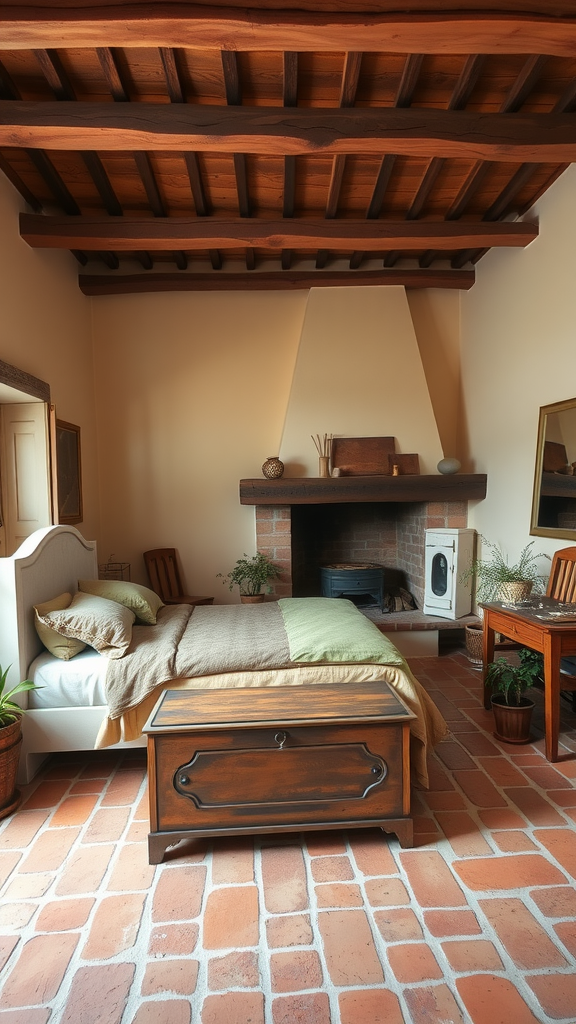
[0,402,52,555]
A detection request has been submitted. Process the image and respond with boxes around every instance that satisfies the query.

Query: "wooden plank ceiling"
[1,1,576,294]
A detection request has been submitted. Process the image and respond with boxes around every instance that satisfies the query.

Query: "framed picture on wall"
[55,419,83,524]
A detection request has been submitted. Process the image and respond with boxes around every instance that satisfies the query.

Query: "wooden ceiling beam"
[19,214,538,251]
[33,48,124,218]
[407,54,485,220]
[79,268,475,296]
[0,151,42,211]
[4,103,576,161]
[159,47,185,104]
[96,46,129,101]
[323,51,363,220]
[4,8,576,57]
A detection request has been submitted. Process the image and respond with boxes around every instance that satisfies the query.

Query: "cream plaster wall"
[460,164,576,574]
[90,291,306,598]
[280,286,444,476]
[406,288,463,463]
[0,172,100,544]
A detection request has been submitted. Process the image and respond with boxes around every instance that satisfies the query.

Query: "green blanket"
[279,597,405,666]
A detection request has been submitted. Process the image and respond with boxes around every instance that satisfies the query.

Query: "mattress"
[28,649,107,708]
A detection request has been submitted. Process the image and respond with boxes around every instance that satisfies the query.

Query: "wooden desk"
[481,601,576,762]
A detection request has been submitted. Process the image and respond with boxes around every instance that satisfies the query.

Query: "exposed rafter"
[19,215,538,252]
[3,7,576,57]
[3,103,576,162]
[79,268,475,296]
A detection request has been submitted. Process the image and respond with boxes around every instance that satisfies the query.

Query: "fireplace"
[254,498,471,610]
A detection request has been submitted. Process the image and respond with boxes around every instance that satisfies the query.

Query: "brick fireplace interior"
[256,499,469,612]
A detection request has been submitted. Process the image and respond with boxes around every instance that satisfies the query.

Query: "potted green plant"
[484,648,543,743]
[462,538,549,605]
[0,665,39,820]
[218,552,283,603]
[462,540,549,660]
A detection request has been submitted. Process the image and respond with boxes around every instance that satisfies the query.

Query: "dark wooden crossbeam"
[159,47,185,104]
[33,47,124,219]
[324,51,363,222]
[19,215,538,251]
[79,267,475,296]
[4,7,576,57]
[281,52,298,269]
[3,103,576,161]
[407,54,485,222]
[0,152,42,211]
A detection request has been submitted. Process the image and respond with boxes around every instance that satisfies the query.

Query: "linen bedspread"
[96,599,448,787]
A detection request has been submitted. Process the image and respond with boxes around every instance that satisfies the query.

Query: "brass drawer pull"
[275,731,287,749]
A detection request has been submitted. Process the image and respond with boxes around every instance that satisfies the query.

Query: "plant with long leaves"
[461,538,549,603]
[0,665,39,728]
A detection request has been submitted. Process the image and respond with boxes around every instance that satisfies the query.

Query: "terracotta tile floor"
[2,651,576,1024]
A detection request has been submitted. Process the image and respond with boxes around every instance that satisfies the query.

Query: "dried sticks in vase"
[312,434,333,478]
[311,433,333,459]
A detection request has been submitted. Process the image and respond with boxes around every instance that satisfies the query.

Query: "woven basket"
[0,719,23,820]
[465,624,484,664]
[497,581,532,604]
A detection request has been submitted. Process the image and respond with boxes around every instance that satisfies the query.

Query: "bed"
[0,525,447,785]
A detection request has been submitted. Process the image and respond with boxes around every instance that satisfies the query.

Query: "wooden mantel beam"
[78,268,475,295]
[3,103,576,162]
[2,6,576,57]
[20,215,538,252]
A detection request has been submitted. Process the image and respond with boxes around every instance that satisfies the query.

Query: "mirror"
[531,397,576,540]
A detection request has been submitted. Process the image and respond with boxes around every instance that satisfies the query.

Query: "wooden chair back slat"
[547,547,576,603]
[144,548,184,603]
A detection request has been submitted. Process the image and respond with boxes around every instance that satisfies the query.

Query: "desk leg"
[482,619,495,710]
[543,634,561,763]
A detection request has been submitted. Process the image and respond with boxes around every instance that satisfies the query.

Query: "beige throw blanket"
[97,601,448,787]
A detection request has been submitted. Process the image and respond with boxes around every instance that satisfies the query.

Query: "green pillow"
[78,579,164,624]
[37,592,135,660]
[279,597,405,665]
[34,592,87,661]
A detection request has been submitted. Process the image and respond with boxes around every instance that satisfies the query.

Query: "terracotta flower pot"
[240,594,266,604]
[491,695,535,744]
[0,718,23,820]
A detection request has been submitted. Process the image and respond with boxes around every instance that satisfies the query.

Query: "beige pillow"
[36,592,135,660]
[34,592,87,661]
[78,579,164,625]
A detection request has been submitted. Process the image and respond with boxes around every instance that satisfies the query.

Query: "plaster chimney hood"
[241,286,486,506]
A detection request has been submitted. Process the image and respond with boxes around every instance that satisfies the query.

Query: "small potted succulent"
[218,552,283,603]
[484,649,543,743]
[0,665,40,820]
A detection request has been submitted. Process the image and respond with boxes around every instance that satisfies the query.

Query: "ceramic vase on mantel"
[262,456,284,479]
[318,456,330,478]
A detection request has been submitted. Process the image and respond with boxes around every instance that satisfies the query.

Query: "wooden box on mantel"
[331,437,395,475]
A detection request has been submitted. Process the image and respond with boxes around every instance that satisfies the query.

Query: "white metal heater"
[423,528,475,619]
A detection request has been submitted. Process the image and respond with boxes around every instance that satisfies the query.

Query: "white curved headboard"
[0,525,97,690]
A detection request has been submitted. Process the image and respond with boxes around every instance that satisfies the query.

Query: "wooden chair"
[549,547,576,703]
[143,548,213,607]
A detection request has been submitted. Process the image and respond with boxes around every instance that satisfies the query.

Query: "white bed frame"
[0,525,145,784]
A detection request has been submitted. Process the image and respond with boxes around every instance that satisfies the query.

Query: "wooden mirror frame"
[531,396,576,541]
